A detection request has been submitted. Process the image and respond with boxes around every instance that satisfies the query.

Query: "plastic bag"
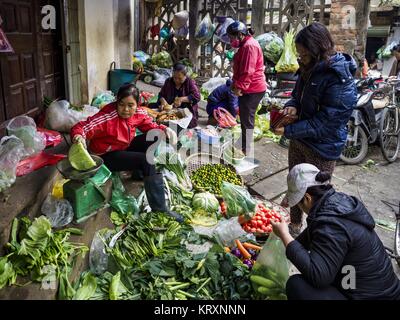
[46,101,99,133]
[151,68,172,87]
[172,10,189,30]
[7,116,46,158]
[133,51,151,65]
[16,152,66,177]
[91,90,116,109]
[178,129,197,149]
[110,173,139,216]
[213,217,255,247]
[150,51,173,68]
[175,25,189,40]
[377,42,397,60]
[213,108,238,128]
[195,13,216,45]
[89,229,113,276]
[255,32,284,64]
[201,77,229,95]
[215,17,235,44]
[0,136,24,192]
[275,30,299,74]
[41,193,74,228]
[37,128,63,147]
[251,233,289,300]
[221,182,257,219]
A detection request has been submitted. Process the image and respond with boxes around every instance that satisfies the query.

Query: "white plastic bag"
[151,68,172,87]
[89,229,113,276]
[213,217,255,247]
[41,194,74,228]
[6,116,46,158]
[172,11,189,30]
[195,13,215,45]
[201,77,229,95]
[0,136,24,192]
[46,100,99,133]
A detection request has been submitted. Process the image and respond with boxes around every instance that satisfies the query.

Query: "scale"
[56,156,112,224]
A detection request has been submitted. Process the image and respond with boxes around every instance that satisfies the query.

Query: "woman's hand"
[73,135,87,149]
[165,127,178,145]
[174,97,183,108]
[271,218,294,247]
[232,87,243,97]
[283,107,297,116]
[273,127,285,136]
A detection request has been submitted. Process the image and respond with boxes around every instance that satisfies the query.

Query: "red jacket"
[71,103,166,155]
[233,36,267,94]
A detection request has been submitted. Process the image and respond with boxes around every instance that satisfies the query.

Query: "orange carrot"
[235,240,251,260]
[224,247,231,253]
[243,243,262,251]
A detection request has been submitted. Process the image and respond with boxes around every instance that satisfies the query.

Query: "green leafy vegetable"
[68,142,96,171]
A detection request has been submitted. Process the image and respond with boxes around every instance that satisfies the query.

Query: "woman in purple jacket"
[157,63,201,129]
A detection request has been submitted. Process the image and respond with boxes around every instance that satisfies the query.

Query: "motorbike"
[340,77,389,164]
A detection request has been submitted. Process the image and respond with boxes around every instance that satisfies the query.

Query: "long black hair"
[117,83,140,102]
[304,171,333,203]
[295,22,335,63]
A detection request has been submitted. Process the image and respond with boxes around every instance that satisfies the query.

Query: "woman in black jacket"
[271,163,400,300]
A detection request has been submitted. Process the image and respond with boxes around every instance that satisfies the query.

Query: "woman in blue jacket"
[274,23,357,236]
[206,79,239,125]
[272,163,400,300]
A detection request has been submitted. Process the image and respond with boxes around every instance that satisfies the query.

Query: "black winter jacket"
[286,188,400,300]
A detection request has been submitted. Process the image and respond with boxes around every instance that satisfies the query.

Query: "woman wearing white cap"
[271,163,400,300]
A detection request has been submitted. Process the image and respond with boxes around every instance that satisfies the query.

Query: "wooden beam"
[189,0,201,71]
[251,0,266,36]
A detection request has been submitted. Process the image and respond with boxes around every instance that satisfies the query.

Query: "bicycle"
[382,200,400,268]
[379,78,400,163]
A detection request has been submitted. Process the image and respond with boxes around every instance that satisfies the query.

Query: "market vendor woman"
[271,163,400,300]
[71,84,183,222]
[157,63,201,128]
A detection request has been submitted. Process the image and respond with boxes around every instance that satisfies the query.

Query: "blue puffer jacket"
[284,53,358,160]
[287,188,400,300]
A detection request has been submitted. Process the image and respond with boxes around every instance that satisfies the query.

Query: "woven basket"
[185,153,243,198]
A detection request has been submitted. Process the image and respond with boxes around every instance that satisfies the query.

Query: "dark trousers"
[101,133,158,177]
[288,140,336,225]
[286,275,348,300]
[238,92,265,154]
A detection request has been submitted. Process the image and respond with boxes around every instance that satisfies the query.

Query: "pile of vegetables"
[255,32,284,64]
[241,202,283,234]
[156,152,192,191]
[68,142,96,171]
[221,182,257,219]
[190,164,242,195]
[225,240,262,271]
[149,51,173,69]
[65,212,253,300]
[0,216,88,292]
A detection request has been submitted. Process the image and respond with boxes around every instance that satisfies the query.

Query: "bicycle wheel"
[340,122,368,165]
[379,107,400,163]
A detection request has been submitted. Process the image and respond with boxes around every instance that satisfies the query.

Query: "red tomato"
[257,220,264,227]
[251,228,257,233]
[266,225,273,233]
[261,225,268,231]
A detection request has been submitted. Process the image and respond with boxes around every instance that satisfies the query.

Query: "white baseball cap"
[285,163,329,208]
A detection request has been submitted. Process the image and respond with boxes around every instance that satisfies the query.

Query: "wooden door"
[0,0,42,120]
[38,0,65,101]
[0,0,65,123]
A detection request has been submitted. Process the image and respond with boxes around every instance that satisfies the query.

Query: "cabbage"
[192,192,220,213]
[68,142,96,171]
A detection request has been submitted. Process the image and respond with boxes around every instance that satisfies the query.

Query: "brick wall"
[329,0,371,57]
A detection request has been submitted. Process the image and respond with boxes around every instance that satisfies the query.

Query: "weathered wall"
[78,0,116,102]
[329,0,371,56]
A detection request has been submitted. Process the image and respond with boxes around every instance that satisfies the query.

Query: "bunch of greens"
[150,51,173,69]
[156,152,192,191]
[0,216,88,292]
[200,88,209,101]
[275,30,299,73]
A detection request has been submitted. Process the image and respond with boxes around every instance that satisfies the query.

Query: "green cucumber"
[257,286,285,296]
[250,275,279,289]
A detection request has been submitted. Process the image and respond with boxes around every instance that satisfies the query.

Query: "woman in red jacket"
[227,21,267,155]
[71,84,183,222]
